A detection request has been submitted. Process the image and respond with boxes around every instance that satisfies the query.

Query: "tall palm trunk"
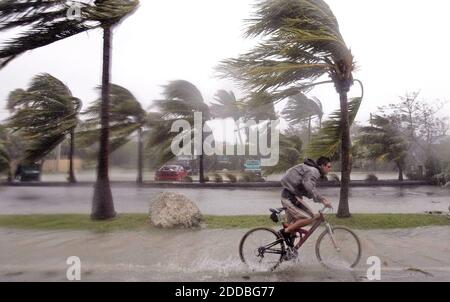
[7,166,12,183]
[199,124,205,183]
[91,26,116,220]
[396,161,404,181]
[236,123,245,172]
[68,128,76,183]
[137,127,143,184]
[337,90,351,218]
[308,115,312,143]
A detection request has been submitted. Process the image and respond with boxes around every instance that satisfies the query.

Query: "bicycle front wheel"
[315,226,361,269]
[239,227,285,271]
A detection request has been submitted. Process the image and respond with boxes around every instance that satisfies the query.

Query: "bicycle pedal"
[283,247,299,261]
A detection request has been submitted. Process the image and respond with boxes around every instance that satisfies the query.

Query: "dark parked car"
[155,165,188,182]
[14,163,41,181]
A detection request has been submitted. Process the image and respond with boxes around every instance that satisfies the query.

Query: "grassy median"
[0,213,448,232]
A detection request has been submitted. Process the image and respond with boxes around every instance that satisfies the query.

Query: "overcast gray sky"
[1,0,450,127]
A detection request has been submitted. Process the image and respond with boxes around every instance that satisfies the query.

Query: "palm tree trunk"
[236,122,245,171]
[397,161,404,181]
[7,166,12,183]
[199,124,205,183]
[137,127,143,184]
[308,116,312,143]
[91,26,116,220]
[68,128,77,183]
[337,90,351,218]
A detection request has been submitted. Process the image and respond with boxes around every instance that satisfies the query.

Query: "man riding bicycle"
[278,156,333,246]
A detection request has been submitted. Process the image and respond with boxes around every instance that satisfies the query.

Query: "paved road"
[0,185,449,215]
[1,226,449,281]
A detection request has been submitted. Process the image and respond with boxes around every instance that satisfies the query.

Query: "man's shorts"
[281,189,314,223]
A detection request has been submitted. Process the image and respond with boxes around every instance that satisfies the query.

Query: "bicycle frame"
[292,211,325,250]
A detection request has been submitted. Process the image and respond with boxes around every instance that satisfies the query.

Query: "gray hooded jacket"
[280,159,324,203]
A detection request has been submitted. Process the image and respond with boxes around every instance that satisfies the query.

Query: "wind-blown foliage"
[218,0,354,99]
[78,84,147,182]
[79,84,146,152]
[306,97,362,159]
[148,80,210,182]
[6,73,81,164]
[0,125,11,177]
[0,0,139,69]
[357,115,409,181]
[263,133,303,175]
[282,93,323,126]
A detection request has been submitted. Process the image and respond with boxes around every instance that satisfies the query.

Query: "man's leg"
[285,214,319,234]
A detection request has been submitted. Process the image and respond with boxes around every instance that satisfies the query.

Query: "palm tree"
[0,0,139,220]
[152,80,211,183]
[358,115,409,181]
[79,84,147,183]
[282,93,323,143]
[210,90,246,146]
[6,73,81,182]
[219,0,361,217]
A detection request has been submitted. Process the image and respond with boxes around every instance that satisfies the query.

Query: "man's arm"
[301,170,323,203]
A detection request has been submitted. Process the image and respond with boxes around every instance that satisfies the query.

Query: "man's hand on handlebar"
[321,197,332,209]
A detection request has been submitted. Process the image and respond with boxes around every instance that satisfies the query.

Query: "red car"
[155,165,188,182]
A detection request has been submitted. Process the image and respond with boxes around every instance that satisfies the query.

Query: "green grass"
[0,213,448,232]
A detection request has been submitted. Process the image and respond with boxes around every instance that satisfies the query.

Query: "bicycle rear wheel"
[239,227,285,271]
[315,226,361,269]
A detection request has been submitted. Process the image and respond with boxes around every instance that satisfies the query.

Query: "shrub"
[406,171,425,180]
[365,173,378,182]
[425,156,442,179]
[433,172,450,186]
[182,176,193,182]
[225,173,237,183]
[203,175,210,182]
[239,172,264,182]
[213,173,223,183]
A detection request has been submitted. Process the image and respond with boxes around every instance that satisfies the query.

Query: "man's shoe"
[283,247,299,261]
[278,229,294,247]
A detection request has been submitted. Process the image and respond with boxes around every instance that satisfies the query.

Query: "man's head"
[317,156,332,175]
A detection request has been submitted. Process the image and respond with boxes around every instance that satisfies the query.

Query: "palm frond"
[218,0,353,101]
[306,97,362,159]
[0,0,139,69]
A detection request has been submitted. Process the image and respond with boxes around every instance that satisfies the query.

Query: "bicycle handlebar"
[318,205,333,214]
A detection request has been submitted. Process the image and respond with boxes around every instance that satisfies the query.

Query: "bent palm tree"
[210,90,247,146]
[282,93,323,143]
[219,0,360,217]
[79,84,147,183]
[6,73,81,182]
[151,80,211,183]
[358,115,409,181]
[1,0,139,219]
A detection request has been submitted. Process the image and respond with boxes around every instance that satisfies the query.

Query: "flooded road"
[1,226,449,281]
[1,185,449,215]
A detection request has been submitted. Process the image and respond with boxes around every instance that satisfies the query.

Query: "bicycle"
[239,206,362,271]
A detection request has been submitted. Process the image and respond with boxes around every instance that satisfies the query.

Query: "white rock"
[149,192,202,228]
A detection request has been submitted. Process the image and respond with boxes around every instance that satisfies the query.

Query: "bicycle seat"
[269,207,286,214]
